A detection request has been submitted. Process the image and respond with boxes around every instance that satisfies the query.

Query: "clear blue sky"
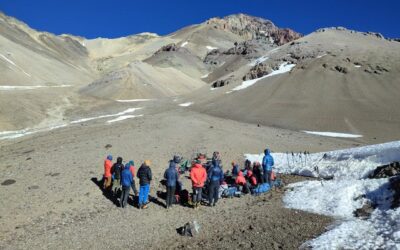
[1,0,399,39]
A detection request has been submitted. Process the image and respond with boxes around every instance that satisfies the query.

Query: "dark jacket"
[262,149,274,171]
[111,157,123,180]
[121,164,133,187]
[208,163,224,183]
[137,164,152,186]
[164,161,179,187]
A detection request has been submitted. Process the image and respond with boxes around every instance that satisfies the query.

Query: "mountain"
[0,12,399,144]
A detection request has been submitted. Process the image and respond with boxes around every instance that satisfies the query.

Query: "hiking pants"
[120,186,131,208]
[192,187,202,203]
[166,186,176,207]
[113,179,121,195]
[139,184,150,206]
[131,179,138,196]
[263,170,272,186]
[208,180,220,205]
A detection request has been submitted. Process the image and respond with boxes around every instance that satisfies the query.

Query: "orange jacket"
[235,171,246,185]
[104,159,113,178]
[190,163,207,188]
[129,166,136,177]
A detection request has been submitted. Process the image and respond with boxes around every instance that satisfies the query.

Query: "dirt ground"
[0,105,358,249]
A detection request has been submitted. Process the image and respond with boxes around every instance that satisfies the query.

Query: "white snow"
[201,73,210,79]
[70,108,142,124]
[354,65,362,68]
[106,114,143,123]
[179,102,193,107]
[303,130,363,138]
[249,55,269,66]
[206,46,218,50]
[181,41,188,47]
[245,141,400,249]
[116,99,153,102]
[0,85,71,90]
[231,63,296,91]
[317,53,327,59]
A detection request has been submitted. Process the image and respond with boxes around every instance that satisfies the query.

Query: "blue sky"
[1,0,399,39]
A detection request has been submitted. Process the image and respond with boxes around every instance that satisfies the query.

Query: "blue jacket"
[121,164,133,187]
[262,149,274,171]
[232,164,240,176]
[208,164,224,182]
[164,161,179,187]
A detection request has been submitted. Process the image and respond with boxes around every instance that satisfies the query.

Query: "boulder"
[369,162,400,179]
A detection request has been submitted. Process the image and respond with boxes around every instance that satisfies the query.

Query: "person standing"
[137,160,152,209]
[111,157,124,195]
[190,160,207,209]
[207,161,224,207]
[128,160,138,196]
[120,163,133,208]
[103,155,113,191]
[164,156,180,209]
[262,148,275,186]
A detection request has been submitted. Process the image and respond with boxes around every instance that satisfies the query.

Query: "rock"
[390,176,400,208]
[333,65,348,74]
[243,62,273,80]
[105,144,112,149]
[154,43,178,54]
[1,179,16,186]
[177,221,200,237]
[353,202,376,219]
[369,162,400,179]
[212,79,230,88]
[206,14,301,45]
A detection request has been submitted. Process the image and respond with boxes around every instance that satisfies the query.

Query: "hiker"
[103,155,113,191]
[207,161,224,206]
[262,149,275,185]
[111,156,124,195]
[120,163,133,208]
[246,170,257,187]
[231,161,240,177]
[252,161,263,185]
[137,160,152,209]
[212,151,222,167]
[128,160,138,197]
[235,171,250,194]
[190,160,207,208]
[244,159,252,171]
[164,156,180,209]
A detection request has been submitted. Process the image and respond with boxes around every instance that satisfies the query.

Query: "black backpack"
[112,163,123,180]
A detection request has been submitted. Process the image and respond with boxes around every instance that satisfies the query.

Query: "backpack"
[111,163,123,180]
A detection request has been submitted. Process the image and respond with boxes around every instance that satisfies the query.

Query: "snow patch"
[317,53,327,59]
[181,41,188,47]
[0,54,31,77]
[70,108,142,124]
[116,99,153,103]
[201,73,210,79]
[245,141,400,249]
[303,131,363,138]
[249,55,269,66]
[354,65,362,68]
[106,114,143,124]
[179,102,193,107]
[0,85,71,90]
[206,46,218,50]
[231,63,296,91]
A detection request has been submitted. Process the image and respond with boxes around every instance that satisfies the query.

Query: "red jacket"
[236,171,246,185]
[104,159,112,178]
[190,163,207,188]
[129,166,136,177]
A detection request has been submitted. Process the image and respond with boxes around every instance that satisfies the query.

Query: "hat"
[129,160,134,166]
[107,155,113,161]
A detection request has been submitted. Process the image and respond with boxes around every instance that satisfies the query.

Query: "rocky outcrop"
[212,79,230,88]
[369,162,400,179]
[206,14,301,45]
[154,43,179,54]
[224,41,258,55]
[242,63,274,81]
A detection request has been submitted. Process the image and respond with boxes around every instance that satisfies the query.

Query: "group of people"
[102,148,275,209]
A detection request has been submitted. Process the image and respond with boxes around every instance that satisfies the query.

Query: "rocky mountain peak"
[206,13,302,45]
